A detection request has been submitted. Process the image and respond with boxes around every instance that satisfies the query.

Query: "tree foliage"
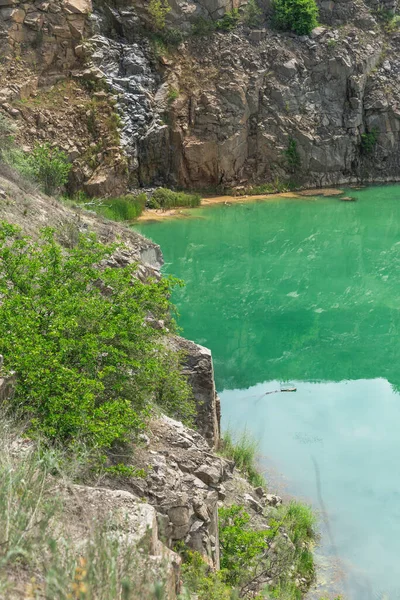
[0,223,193,450]
[273,0,318,35]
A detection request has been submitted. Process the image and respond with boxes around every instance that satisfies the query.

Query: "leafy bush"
[25,143,71,195]
[360,128,379,155]
[0,223,193,451]
[219,429,265,488]
[179,550,234,599]
[148,0,171,30]
[148,187,201,209]
[219,505,272,587]
[243,0,263,27]
[273,0,319,35]
[168,86,180,104]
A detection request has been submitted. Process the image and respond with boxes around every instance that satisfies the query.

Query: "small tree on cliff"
[273,0,319,35]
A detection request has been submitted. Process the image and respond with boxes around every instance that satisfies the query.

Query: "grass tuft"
[219,429,265,488]
[148,187,201,209]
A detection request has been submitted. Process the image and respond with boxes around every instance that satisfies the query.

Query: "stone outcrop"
[86,0,400,190]
[170,336,221,448]
[115,415,233,568]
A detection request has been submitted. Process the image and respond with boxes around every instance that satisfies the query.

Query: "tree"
[273,0,319,35]
[0,223,192,450]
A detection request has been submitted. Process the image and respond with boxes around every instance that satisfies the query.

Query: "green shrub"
[0,223,193,451]
[273,0,319,35]
[179,550,234,599]
[283,137,301,172]
[219,429,265,488]
[243,0,263,27]
[148,0,171,30]
[219,505,273,587]
[360,127,379,155]
[25,143,71,195]
[216,9,240,31]
[88,193,147,221]
[148,187,201,209]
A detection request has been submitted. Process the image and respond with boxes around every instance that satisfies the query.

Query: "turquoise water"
[135,187,400,599]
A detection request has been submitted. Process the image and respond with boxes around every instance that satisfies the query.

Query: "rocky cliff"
[1,0,400,193]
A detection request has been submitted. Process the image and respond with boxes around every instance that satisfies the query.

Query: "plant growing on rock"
[272,0,319,36]
[0,223,193,452]
[148,0,171,30]
[360,127,379,155]
[216,9,241,31]
[283,137,301,172]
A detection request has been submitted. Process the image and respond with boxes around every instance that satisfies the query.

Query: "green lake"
[135,186,400,599]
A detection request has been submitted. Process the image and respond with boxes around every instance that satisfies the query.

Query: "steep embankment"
[1,0,400,193]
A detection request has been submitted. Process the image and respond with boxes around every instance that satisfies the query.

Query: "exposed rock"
[112,415,233,568]
[169,336,220,448]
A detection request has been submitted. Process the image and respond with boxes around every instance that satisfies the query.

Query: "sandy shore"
[137,187,344,222]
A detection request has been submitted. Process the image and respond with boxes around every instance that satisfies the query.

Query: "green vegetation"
[148,0,171,30]
[216,9,241,31]
[191,16,217,36]
[219,429,265,488]
[168,86,180,104]
[25,143,71,195]
[219,505,272,587]
[272,0,319,36]
[86,194,147,221]
[360,128,379,155]
[179,502,317,599]
[283,137,301,172]
[0,223,193,457]
[4,142,71,196]
[148,187,201,209]
[243,0,263,27]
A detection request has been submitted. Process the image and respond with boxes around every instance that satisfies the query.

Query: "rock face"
[63,484,181,599]
[170,336,221,448]
[85,0,400,190]
[117,415,234,568]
